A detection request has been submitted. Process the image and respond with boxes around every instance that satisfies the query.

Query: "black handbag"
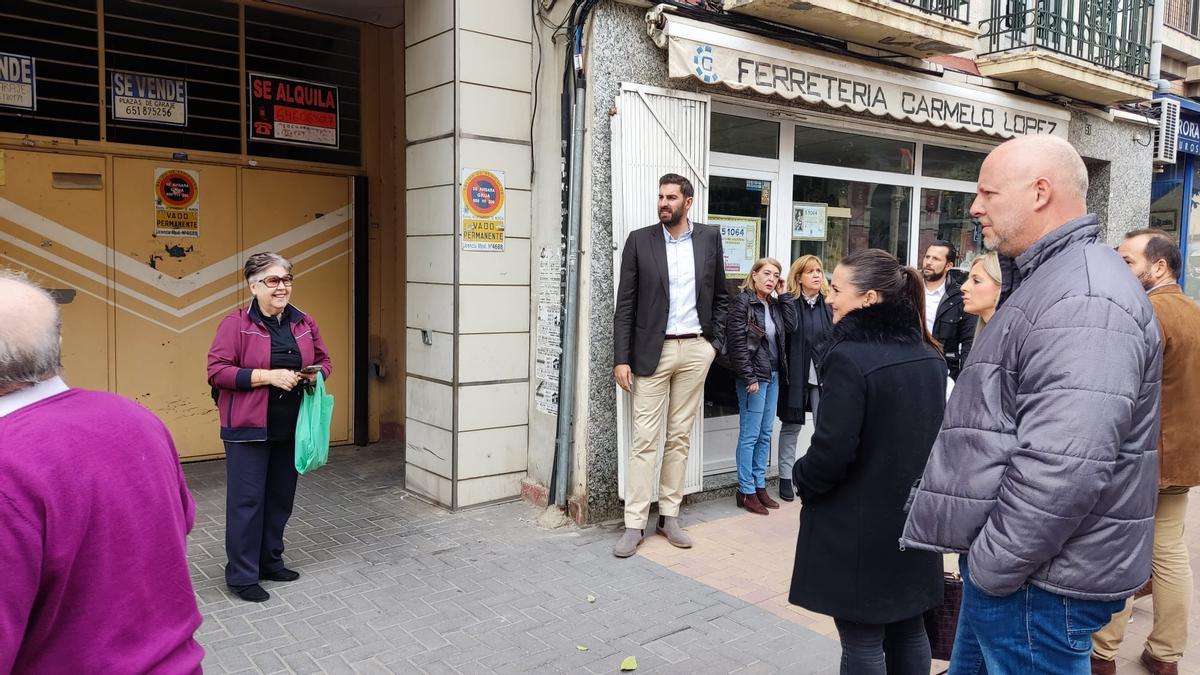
[924,572,963,662]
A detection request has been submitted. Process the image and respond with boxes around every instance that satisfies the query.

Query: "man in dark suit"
[921,240,976,379]
[612,173,728,558]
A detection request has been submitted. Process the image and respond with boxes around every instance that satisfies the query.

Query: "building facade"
[0,0,1179,518]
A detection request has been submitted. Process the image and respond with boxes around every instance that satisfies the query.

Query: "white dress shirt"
[664,223,702,335]
[0,376,69,417]
[924,279,947,336]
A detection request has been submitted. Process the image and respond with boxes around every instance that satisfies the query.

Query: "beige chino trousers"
[1093,489,1192,663]
[624,337,715,529]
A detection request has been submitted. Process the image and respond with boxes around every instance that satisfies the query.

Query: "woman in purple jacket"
[207,252,332,602]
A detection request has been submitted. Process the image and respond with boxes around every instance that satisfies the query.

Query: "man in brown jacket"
[1093,229,1200,675]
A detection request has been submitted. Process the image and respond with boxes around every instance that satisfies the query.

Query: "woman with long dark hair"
[788,249,945,674]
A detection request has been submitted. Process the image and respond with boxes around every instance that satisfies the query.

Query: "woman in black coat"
[777,254,833,502]
[788,249,945,675]
[725,257,797,515]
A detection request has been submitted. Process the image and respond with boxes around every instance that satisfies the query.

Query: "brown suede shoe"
[1141,650,1179,675]
[1090,656,1116,675]
[743,492,769,515]
[756,488,780,509]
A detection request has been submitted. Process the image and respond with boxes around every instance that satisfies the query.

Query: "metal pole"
[1150,0,1170,92]
[553,71,587,508]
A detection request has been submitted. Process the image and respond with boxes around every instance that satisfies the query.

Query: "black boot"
[229,583,270,602]
[779,479,795,502]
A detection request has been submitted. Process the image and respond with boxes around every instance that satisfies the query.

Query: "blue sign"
[1180,111,1200,155]
[0,52,35,111]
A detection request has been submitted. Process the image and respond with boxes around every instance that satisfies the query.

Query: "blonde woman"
[776,255,833,502]
[725,258,797,515]
[961,251,1001,337]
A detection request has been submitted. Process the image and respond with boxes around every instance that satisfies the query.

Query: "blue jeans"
[949,558,1124,675]
[735,372,779,494]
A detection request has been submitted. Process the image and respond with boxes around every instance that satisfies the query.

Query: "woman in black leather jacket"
[725,257,797,515]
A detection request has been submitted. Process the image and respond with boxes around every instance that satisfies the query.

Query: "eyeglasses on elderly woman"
[255,275,294,288]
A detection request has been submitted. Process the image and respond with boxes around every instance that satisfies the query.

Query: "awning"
[647,8,1071,140]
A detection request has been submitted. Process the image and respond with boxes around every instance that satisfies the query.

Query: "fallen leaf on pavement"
[620,655,637,671]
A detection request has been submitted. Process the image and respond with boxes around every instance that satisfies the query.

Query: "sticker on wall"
[535,247,562,416]
[792,203,827,241]
[0,52,36,111]
[111,71,187,126]
[461,168,506,252]
[710,214,760,278]
[248,73,339,148]
[154,168,200,238]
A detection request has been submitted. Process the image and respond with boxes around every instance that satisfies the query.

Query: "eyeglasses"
[257,275,294,288]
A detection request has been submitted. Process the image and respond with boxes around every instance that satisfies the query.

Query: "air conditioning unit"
[1152,98,1180,166]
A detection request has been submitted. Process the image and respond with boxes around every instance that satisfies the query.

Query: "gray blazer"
[613,221,729,376]
[901,214,1163,601]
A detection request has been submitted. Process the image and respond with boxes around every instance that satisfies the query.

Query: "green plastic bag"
[295,372,334,474]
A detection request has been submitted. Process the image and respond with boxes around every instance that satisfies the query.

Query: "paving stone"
[185,445,839,673]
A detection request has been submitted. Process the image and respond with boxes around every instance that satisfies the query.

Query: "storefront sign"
[154,168,200,238]
[663,35,1069,140]
[461,168,506,252]
[792,203,827,240]
[710,214,760,278]
[0,52,35,111]
[249,73,339,148]
[111,71,187,126]
[1179,111,1200,156]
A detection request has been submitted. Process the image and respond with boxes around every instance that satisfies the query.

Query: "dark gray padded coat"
[901,214,1163,601]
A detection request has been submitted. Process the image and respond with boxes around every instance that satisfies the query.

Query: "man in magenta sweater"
[0,271,204,673]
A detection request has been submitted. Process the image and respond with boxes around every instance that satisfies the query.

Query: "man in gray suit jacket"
[612,173,728,558]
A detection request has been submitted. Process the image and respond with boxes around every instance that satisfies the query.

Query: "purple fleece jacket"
[207,303,332,442]
[0,389,203,673]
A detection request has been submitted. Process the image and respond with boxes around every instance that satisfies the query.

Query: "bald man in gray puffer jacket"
[901,136,1162,674]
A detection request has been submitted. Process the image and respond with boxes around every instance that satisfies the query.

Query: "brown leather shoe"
[756,488,780,509]
[743,492,769,515]
[1090,656,1116,675]
[1141,650,1179,675]
[736,492,746,508]
[1135,579,1153,600]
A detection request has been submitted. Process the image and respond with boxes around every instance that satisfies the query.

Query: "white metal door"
[612,83,711,500]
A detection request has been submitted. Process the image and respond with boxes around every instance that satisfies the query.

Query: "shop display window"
[794,125,915,174]
[711,112,779,159]
[923,145,988,181]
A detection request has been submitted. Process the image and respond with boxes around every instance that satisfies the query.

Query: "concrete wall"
[1069,114,1156,243]
[404,0,534,509]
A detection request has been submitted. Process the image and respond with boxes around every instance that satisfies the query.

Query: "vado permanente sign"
[248,73,339,148]
[667,37,1069,139]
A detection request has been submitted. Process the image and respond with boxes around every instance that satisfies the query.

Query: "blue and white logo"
[693,45,718,84]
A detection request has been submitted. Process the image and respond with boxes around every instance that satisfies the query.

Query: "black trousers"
[224,439,298,586]
[834,615,931,675]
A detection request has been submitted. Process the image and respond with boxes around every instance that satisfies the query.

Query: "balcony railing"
[893,0,971,23]
[980,0,1154,79]
[1166,0,1200,36]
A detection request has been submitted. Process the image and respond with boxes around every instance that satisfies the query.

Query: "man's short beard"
[660,209,684,226]
[922,268,946,282]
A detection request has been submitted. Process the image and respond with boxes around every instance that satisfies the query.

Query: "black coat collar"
[826,300,924,346]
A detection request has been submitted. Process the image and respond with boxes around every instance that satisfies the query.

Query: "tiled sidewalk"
[641,491,1200,675]
[183,445,840,674]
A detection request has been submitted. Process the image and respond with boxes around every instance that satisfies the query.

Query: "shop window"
[0,0,100,140]
[794,125,915,174]
[918,189,981,271]
[791,175,911,271]
[104,0,241,154]
[711,112,779,159]
[244,7,361,166]
[922,145,987,181]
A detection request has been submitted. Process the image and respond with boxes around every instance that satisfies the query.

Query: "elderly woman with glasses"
[206,252,332,603]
